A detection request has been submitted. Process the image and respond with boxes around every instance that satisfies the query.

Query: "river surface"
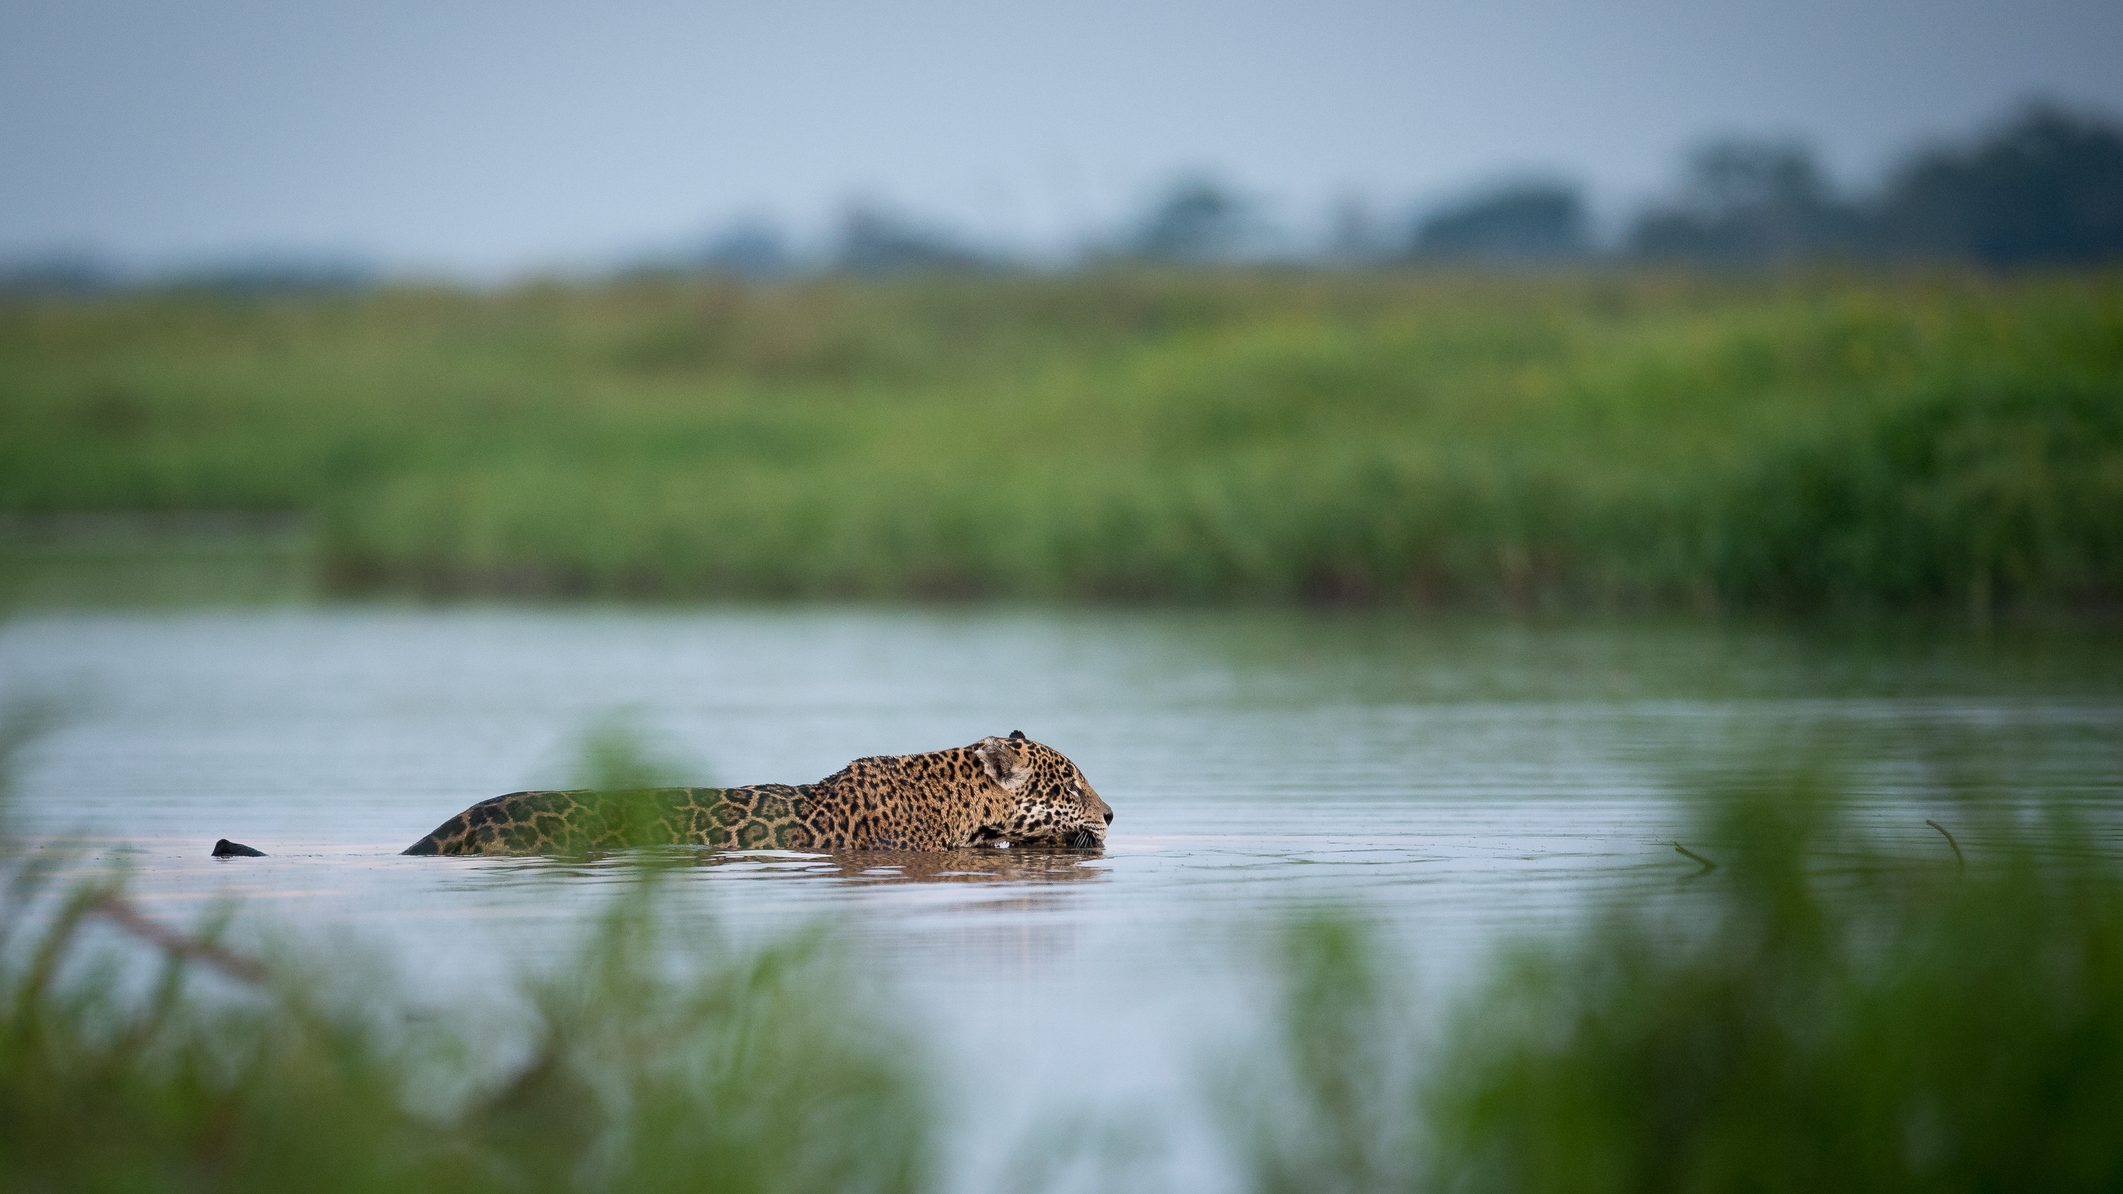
[4,606,2121,1189]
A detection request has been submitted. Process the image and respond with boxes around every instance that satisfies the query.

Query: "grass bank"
[2,270,2118,610]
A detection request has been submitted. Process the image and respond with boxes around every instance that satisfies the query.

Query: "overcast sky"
[4,0,2121,276]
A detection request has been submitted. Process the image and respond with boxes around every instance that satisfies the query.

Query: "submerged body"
[403,732,1112,856]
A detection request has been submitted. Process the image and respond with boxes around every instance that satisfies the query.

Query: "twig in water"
[1926,819,1965,870]
[1672,841,1717,877]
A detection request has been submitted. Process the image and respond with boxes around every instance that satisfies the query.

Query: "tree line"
[749,101,2123,274]
[6,100,2119,293]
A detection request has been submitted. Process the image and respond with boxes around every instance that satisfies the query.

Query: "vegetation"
[1232,781,2123,1193]
[4,270,2118,611]
[0,713,935,1194]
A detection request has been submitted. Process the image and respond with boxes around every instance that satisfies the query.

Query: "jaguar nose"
[1102,809,1114,825]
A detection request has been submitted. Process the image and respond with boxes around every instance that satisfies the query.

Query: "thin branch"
[1925,819,1965,870]
[87,893,266,985]
[1672,841,1717,877]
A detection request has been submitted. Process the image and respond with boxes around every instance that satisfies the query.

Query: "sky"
[4,0,2121,277]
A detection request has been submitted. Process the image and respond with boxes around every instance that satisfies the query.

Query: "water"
[4,606,2121,1189]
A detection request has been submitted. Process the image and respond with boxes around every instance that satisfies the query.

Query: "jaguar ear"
[1008,729,1026,742]
[976,735,1028,790]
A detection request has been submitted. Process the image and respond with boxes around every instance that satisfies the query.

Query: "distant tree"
[0,252,120,296]
[1628,139,1863,265]
[831,204,996,274]
[691,219,798,277]
[1877,104,2123,266]
[1410,179,1589,263]
[1124,177,1257,263]
[162,254,376,296]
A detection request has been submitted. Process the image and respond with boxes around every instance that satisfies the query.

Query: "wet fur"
[401,732,1112,857]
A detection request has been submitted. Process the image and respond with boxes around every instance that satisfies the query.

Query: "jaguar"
[397,731,1112,856]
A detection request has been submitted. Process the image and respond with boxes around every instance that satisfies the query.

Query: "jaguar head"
[970,731,1112,850]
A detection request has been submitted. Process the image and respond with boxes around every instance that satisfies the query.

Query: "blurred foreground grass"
[1237,782,2123,1193]
[3,270,2118,610]
[0,714,934,1194]
[6,707,2123,1191]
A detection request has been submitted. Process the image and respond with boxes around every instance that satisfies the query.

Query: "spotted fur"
[402,732,1113,857]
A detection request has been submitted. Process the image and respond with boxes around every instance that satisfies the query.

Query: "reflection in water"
[428,844,1109,888]
[814,846,1108,886]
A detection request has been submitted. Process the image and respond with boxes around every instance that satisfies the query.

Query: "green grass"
[2,269,2120,609]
